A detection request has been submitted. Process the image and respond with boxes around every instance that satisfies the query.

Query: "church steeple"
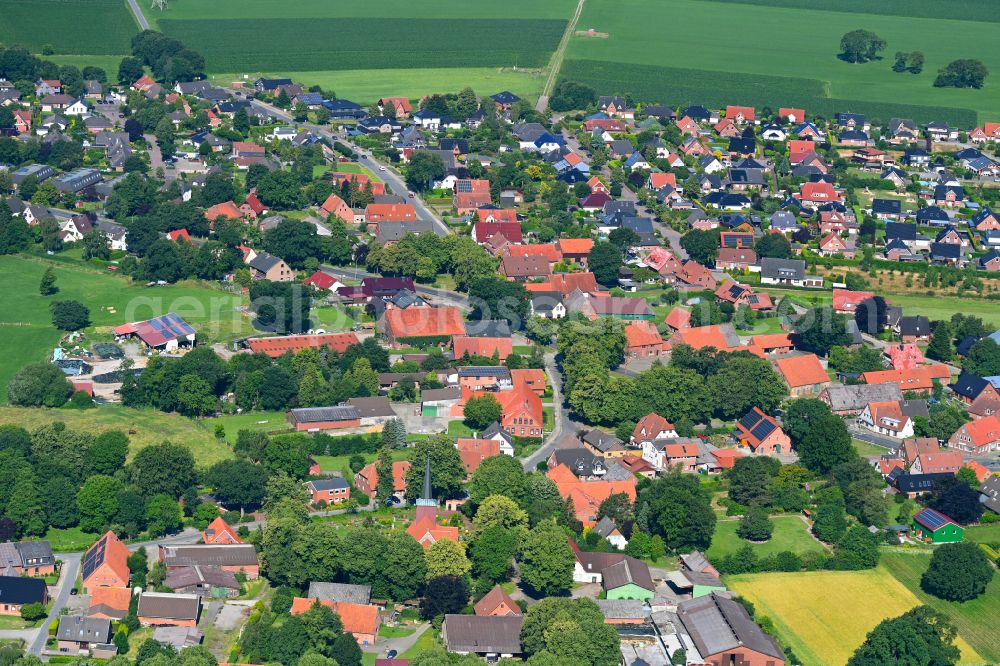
[414,455,437,522]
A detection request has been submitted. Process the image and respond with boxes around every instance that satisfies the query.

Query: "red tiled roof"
[774,354,829,388]
[291,598,380,636]
[303,271,338,290]
[247,332,359,357]
[204,201,242,221]
[960,414,1000,448]
[669,324,734,351]
[453,336,513,360]
[624,321,664,349]
[832,289,875,312]
[366,203,416,222]
[664,307,691,330]
[506,244,562,262]
[385,306,465,339]
[167,229,191,242]
[558,238,594,255]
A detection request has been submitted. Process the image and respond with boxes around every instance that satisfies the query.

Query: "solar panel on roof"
[737,412,759,432]
[82,536,108,580]
[749,420,776,441]
[916,508,949,530]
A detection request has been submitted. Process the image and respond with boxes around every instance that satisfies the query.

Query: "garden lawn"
[564,0,1000,123]
[706,515,826,561]
[880,550,1000,663]
[727,566,982,666]
[42,525,98,553]
[852,438,889,457]
[207,411,291,443]
[963,524,1000,544]
[314,448,412,478]
[0,405,234,467]
[0,0,137,54]
[0,254,246,402]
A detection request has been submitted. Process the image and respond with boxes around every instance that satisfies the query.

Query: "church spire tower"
[414,455,437,523]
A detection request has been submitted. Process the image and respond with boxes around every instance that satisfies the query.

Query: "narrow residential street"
[248,99,449,236]
[522,352,572,470]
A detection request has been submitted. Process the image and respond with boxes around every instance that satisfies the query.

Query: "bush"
[20,602,47,622]
[66,390,95,409]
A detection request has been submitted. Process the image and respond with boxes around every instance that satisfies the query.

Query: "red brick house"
[474,586,521,617]
[82,531,131,591]
[321,193,353,223]
[948,414,1000,455]
[733,407,790,455]
[774,354,830,397]
[624,321,667,359]
[291,598,381,646]
[202,517,242,545]
[355,460,411,498]
[307,477,351,505]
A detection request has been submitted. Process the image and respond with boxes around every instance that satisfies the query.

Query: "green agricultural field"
[0,405,234,467]
[0,0,137,55]
[728,565,983,665]
[880,550,1000,663]
[148,0,574,98]
[160,18,565,74]
[706,515,827,561]
[563,0,1000,123]
[0,253,246,402]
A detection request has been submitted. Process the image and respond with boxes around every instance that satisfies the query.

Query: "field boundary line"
[537,0,585,110]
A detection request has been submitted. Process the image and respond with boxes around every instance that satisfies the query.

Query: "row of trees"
[122,338,389,416]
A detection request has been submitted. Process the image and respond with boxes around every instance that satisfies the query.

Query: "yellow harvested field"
[727,569,983,666]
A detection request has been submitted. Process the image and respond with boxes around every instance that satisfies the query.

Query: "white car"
[379,166,387,172]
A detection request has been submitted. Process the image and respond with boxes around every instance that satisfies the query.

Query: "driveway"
[364,622,431,656]
[27,554,81,654]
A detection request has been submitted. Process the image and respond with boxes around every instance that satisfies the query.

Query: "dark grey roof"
[309,477,351,491]
[900,399,929,420]
[894,472,953,493]
[822,383,902,412]
[980,475,1000,514]
[951,372,990,400]
[759,257,805,280]
[289,405,361,423]
[481,422,511,441]
[596,598,646,620]
[582,429,625,453]
[421,387,462,402]
[458,366,511,379]
[464,320,512,338]
[248,251,284,273]
[444,615,523,654]
[164,565,240,591]
[898,315,930,337]
[307,582,371,604]
[872,198,901,214]
[551,448,603,477]
[56,616,112,643]
[346,396,395,418]
[137,593,200,621]
[593,516,620,539]
[677,593,783,661]
[0,575,47,605]
[680,551,712,573]
[160,544,259,568]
